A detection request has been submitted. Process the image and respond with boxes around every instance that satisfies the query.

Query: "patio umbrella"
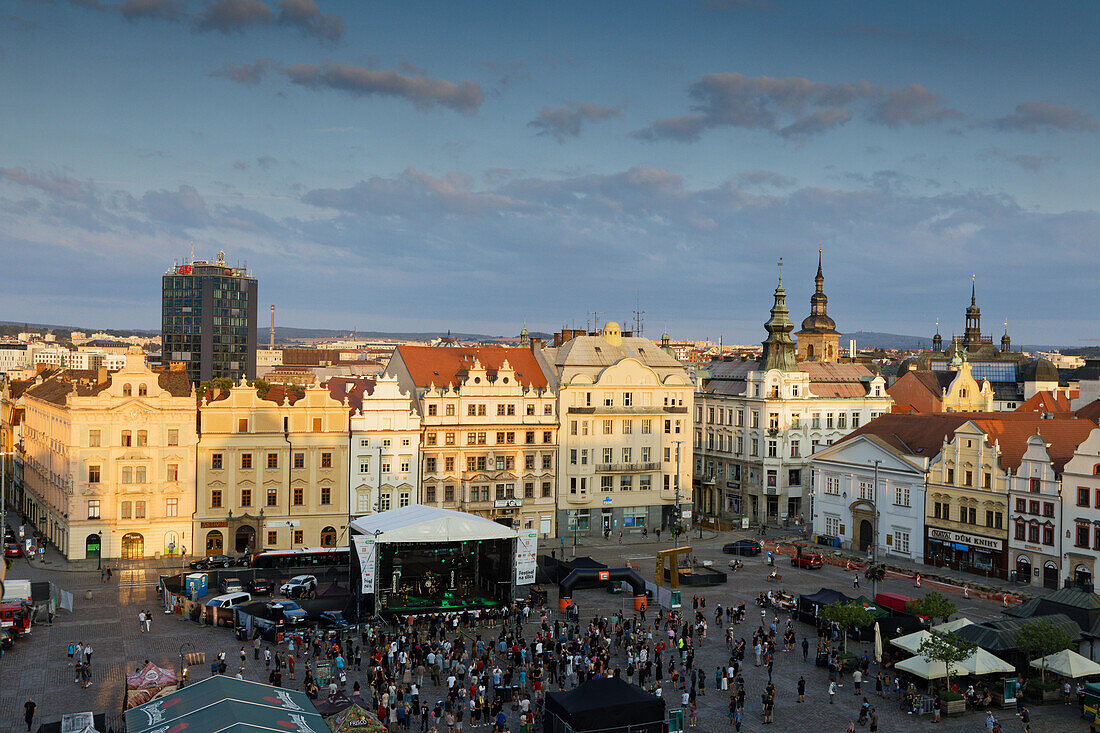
[932,618,974,634]
[891,629,932,654]
[874,623,883,664]
[1029,649,1100,679]
[895,654,971,681]
[959,648,1015,676]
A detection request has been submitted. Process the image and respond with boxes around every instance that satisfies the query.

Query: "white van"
[205,591,252,608]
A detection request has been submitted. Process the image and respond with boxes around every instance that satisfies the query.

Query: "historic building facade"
[20,348,196,560]
[1061,427,1100,590]
[341,374,422,517]
[794,251,841,363]
[1008,433,1066,589]
[537,323,693,538]
[195,383,350,554]
[695,271,891,524]
[387,345,558,537]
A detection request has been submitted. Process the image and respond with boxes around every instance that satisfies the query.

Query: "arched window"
[806,344,815,360]
[320,526,337,547]
[1094,464,1100,476]
[205,530,224,552]
[121,532,144,559]
[138,384,147,396]
[123,384,132,396]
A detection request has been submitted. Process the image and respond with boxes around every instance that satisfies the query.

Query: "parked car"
[722,540,763,556]
[0,628,14,650]
[790,549,824,569]
[3,528,15,544]
[220,577,244,594]
[318,611,348,629]
[248,578,273,596]
[267,601,307,626]
[5,542,23,558]
[205,592,252,609]
[189,555,233,569]
[233,553,252,568]
[280,575,318,598]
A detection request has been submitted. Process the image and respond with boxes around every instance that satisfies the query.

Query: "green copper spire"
[760,260,797,372]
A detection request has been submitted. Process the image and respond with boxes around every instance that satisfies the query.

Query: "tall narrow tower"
[270,305,276,350]
[795,249,841,362]
[759,261,798,372]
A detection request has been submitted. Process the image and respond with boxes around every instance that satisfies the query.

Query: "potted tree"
[916,631,977,716]
[1016,618,1077,704]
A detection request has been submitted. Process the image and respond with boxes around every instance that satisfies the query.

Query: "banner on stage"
[352,536,377,594]
[515,529,538,586]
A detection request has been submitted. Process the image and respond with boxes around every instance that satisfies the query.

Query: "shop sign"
[494,499,522,508]
[200,521,227,528]
[265,520,300,528]
[928,527,1001,551]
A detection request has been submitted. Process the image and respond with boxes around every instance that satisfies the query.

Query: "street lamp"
[672,440,684,541]
[868,459,882,598]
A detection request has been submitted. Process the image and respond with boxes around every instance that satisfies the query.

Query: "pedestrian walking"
[933,694,941,723]
[797,676,805,703]
[853,573,860,589]
[801,637,809,662]
[829,680,837,704]
[139,610,146,633]
[144,609,152,632]
[67,641,75,665]
[24,698,35,732]
[853,668,862,695]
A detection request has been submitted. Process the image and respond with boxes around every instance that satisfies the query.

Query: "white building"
[339,374,422,517]
[695,273,891,524]
[0,344,29,373]
[1061,427,1100,590]
[811,414,969,561]
[1008,433,1065,589]
[536,322,694,538]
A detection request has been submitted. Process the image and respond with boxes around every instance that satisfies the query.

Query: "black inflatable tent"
[798,587,853,623]
[543,677,665,733]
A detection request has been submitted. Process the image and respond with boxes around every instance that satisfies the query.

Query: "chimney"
[270,305,276,350]
[529,337,542,351]
[97,366,109,384]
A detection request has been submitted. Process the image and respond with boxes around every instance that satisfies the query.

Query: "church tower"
[964,276,982,348]
[760,263,798,372]
[795,249,841,362]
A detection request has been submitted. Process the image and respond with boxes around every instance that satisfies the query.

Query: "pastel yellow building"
[195,383,350,554]
[20,347,196,560]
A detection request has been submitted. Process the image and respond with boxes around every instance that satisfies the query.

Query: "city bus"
[248,547,349,572]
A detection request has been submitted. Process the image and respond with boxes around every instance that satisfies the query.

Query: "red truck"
[790,545,824,569]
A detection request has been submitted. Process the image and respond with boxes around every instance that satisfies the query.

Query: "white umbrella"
[959,648,1015,676]
[874,623,883,664]
[891,629,932,654]
[1029,649,1100,679]
[932,617,974,634]
[896,654,971,681]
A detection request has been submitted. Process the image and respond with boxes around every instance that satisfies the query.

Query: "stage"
[349,505,538,617]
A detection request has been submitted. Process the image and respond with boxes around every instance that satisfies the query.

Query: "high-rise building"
[162,251,258,383]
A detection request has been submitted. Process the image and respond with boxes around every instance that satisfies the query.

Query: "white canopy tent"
[895,654,970,681]
[959,648,1015,676]
[891,629,932,654]
[349,505,519,544]
[1029,649,1100,679]
[932,618,974,634]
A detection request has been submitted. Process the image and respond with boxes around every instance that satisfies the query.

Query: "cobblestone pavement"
[0,528,1092,733]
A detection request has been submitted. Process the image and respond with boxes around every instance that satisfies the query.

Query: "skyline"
[1,1,1097,343]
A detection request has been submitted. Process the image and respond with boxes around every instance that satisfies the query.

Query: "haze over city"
[1,1,1097,343]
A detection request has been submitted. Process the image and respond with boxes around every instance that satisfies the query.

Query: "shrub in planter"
[940,690,963,702]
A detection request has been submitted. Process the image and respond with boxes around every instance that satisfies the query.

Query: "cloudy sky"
[1,1,1097,344]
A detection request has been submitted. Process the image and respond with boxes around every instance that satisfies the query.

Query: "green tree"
[906,591,957,624]
[248,378,273,398]
[1015,618,1077,682]
[818,601,877,654]
[916,630,977,692]
[196,377,234,400]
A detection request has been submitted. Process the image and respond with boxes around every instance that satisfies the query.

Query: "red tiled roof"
[840,413,971,457]
[327,377,376,413]
[970,416,1095,473]
[259,384,303,405]
[1015,391,1073,414]
[811,383,869,398]
[1076,399,1100,425]
[396,346,549,389]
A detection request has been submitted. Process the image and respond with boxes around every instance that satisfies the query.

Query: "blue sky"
[1,1,1097,345]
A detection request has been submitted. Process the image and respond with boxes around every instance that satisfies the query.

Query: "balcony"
[663,406,688,414]
[595,462,661,473]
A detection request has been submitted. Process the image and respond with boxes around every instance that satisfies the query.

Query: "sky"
[0,1,1098,345]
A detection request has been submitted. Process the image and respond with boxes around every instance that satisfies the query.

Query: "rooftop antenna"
[777,256,783,283]
[591,311,602,333]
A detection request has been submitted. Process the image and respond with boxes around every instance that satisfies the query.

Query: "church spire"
[760,260,797,372]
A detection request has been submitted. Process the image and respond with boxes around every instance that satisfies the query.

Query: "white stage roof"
[349,505,519,544]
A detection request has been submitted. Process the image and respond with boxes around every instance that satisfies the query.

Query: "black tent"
[543,677,665,733]
[798,588,853,623]
[538,555,608,586]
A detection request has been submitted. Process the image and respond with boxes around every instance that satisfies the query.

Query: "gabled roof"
[24,369,109,405]
[840,413,971,457]
[396,345,548,389]
[799,361,878,382]
[1075,399,1100,425]
[1016,391,1073,414]
[968,416,1094,473]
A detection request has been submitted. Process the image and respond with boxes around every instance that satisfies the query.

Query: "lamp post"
[0,451,13,547]
[673,440,684,540]
[869,459,882,598]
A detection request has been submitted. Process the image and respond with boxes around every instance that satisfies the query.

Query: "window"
[601,475,614,492]
[964,470,973,487]
[620,475,632,491]
[1043,525,1054,545]
[525,454,535,470]
[445,404,455,417]
[123,384,132,396]
[445,432,455,446]
[837,413,846,430]
[825,517,841,536]
[946,468,955,484]
[425,485,437,503]
[88,465,100,483]
[426,433,437,447]
[983,473,992,489]
[238,418,249,433]
[268,531,278,546]
[750,438,758,457]
[293,487,304,506]
[167,463,178,481]
[664,420,671,434]
[570,450,578,466]
[266,488,277,507]
[88,500,101,519]
[122,430,132,447]
[210,490,222,509]
[444,485,455,502]
[767,440,777,458]
[238,453,251,470]
[122,467,133,484]
[790,440,800,458]
[1015,521,1026,541]
[321,486,331,505]
[427,404,437,416]
[1079,487,1090,508]
[294,453,304,469]
[542,454,552,469]
[89,430,101,447]
[523,481,534,498]
[445,457,454,472]
[321,452,332,468]
[851,414,861,429]
[894,531,910,554]
[136,430,147,446]
[826,413,834,429]
[312,417,322,432]
[642,419,652,435]
[134,501,146,519]
[1029,500,1040,515]
[544,404,554,415]
[824,476,840,495]
[986,510,995,527]
[788,469,801,487]
[359,458,370,474]
[425,457,437,473]
[570,478,578,495]
[1028,522,1040,543]
[121,501,132,519]
[1015,498,1027,512]
[382,461,391,473]
[241,488,252,507]
[288,529,301,545]
[894,486,910,507]
[1077,523,1090,548]
[1043,502,1055,517]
